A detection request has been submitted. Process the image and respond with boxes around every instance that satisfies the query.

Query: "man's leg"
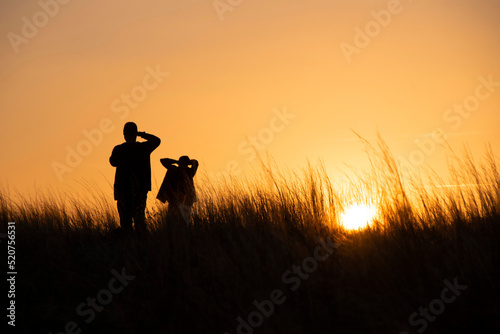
[133,191,148,232]
[117,195,133,230]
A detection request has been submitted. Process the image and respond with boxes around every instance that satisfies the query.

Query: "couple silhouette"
[109,122,198,231]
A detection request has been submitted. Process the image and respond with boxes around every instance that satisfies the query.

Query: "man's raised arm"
[137,131,161,152]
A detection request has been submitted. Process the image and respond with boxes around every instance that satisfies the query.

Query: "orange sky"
[1,0,499,195]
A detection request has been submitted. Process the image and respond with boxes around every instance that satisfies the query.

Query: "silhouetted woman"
[157,156,199,222]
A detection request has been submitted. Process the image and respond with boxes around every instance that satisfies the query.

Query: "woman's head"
[178,156,191,167]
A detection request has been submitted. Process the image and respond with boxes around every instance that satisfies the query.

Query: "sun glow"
[340,204,377,230]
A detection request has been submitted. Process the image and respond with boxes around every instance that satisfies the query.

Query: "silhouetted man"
[157,156,199,222]
[110,122,161,231]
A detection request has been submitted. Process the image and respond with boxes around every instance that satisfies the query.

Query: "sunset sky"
[1,0,499,194]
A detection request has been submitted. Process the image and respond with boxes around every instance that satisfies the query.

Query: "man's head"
[178,156,191,167]
[123,122,138,143]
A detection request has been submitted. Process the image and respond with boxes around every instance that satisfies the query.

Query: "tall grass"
[3,138,499,333]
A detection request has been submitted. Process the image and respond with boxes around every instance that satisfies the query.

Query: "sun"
[340,204,377,230]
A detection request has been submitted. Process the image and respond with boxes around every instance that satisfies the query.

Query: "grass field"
[3,138,500,334]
